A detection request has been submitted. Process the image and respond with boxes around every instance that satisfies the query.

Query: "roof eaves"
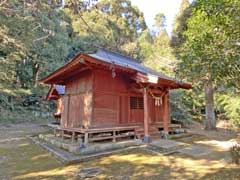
[39,52,82,84]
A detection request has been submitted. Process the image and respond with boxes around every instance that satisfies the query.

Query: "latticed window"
[130,97,144,109]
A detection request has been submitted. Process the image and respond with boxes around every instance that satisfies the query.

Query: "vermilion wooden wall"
[61,68,169,129]
[92,69,128,127]
[92,69,168,128]
[61,70,93,128]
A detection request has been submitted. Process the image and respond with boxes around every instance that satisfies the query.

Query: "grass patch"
[200,167,240,180]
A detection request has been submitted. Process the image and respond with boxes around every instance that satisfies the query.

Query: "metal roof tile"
[89,49,175,81]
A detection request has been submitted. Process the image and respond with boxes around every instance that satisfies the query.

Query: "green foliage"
[0,82,55,123]
[154,13,166,30]
[140,13,177,76]
[170,90,193,125]
[0,94,14,110]
[216,94,240,127]
[0,0,72,87]
[171,0,191,49]
[65,0,147,59]
[137,29,154,63]
[171,0,240,129]
[175,0,240,85]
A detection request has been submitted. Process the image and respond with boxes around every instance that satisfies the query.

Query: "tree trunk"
[32,63,40,87]
[204,80,216,130]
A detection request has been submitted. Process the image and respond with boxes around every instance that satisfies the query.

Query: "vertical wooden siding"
[68,94,84,128]
[93,69,128,93]
[60,71,93,128]
[65,71,92,95]
[119,95,129,124]
[92,69,154,127]
[92,69,129,127]
[92,93,118,127]
[61,95,69,128]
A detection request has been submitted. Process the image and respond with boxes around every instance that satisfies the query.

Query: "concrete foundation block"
[38,134,139,156]
[143,135,151,143]
[68,145,80,153]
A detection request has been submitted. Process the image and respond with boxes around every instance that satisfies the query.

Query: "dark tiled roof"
[89,49,175,81]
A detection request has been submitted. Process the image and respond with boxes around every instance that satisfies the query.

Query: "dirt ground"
[0,122,239,180]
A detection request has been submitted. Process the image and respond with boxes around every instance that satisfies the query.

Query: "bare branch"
[33,33,51,42]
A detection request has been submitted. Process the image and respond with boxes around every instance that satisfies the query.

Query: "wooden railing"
[54,126,139,145]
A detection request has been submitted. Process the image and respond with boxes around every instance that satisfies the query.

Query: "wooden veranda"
[54,123,181,145]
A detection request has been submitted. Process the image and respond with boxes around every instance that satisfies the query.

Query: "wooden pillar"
[113,131,116,142]
[72,132,75,143]
[61,130,64,140]
[84,132,88,146]
[54,128,56,137]
[143,87,151,143]
[163,92,170,134]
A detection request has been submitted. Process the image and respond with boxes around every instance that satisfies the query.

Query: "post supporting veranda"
[163,91,169,135]
[143,87,151,143]
[84,132,88,146]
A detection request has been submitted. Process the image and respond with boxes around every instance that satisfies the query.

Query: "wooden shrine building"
[40,49,191,144]
[46,85,65,123]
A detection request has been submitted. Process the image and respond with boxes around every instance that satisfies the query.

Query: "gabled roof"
[40,48,191,89]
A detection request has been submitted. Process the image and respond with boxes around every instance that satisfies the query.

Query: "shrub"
[216,94,240,128]
[170,90,194,125]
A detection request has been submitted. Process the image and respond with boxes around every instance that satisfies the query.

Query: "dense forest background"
[0,0,239,130]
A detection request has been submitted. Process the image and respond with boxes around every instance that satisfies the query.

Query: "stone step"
[148,139,189,155]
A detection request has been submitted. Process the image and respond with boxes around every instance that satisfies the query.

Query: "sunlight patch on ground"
[14,165,81,180]
[31,154,51,161]
[0,137,25,144]
[195,140,238,150]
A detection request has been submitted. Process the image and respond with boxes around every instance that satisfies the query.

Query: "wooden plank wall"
[60,71,93,128]
[68,94,84,127]
[119,95,129,124]
[92,69,126,127]
[92,93,118,127]
[61,95,69,128]
[93,69,128,93]
[93,69,147,127]
[92,69,170,128]
[65,71,92,95]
